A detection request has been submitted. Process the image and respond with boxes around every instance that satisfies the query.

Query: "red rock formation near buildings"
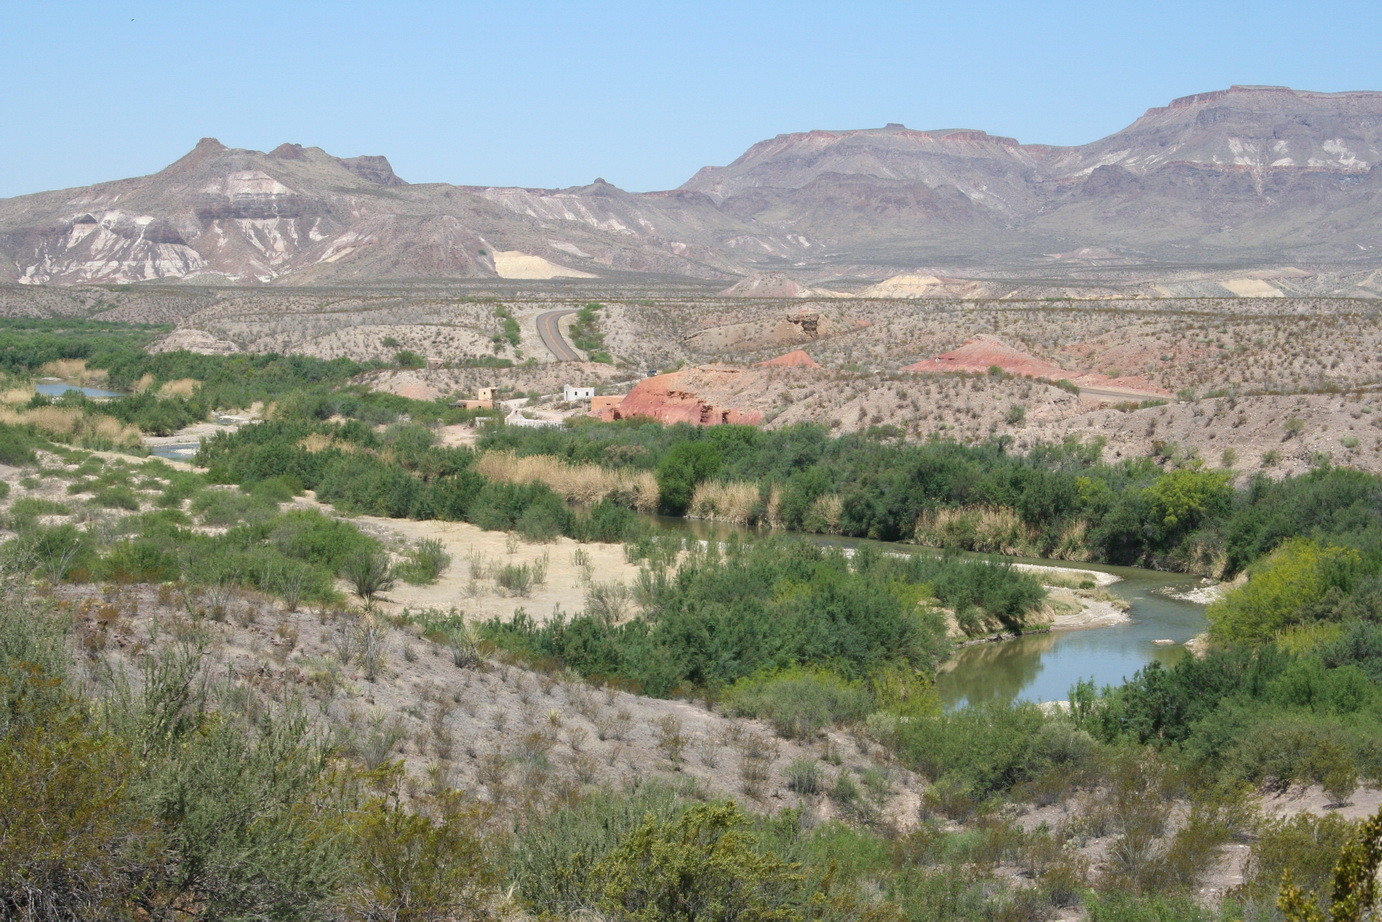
[594,367,764,426]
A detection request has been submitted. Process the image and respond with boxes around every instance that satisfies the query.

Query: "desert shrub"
[5,497,71,529]
[569,498,641,543]
[1276,807,1382,922]
[484,539,949,697]
[1208,539,1362,643]
[0,420,39,465]
[516,498,568,542]
[396,538,452,585]
[266,509,378,572]
[2,523,97,582]
[341,793,495,921]
[0,672,159,920]
[1236,812,1358,906]
[509,785,690,914]
[570,802,807,922]
[1218,712,1373,793]
[723,666,873,739]
[885,701,1056,796]
[247,474,302,503]
[494,562,543,596]
[190,487,278,527]
[342,549,396,602]
[1085,893,1238,921]
[157,471,203,507]
[107,653,352,919]
[98,539,181,583]
[1319,619,1382,682]
[93,484,141,510]
[0,598,359,921]
[785,758,824,795]
[392,349,426,369]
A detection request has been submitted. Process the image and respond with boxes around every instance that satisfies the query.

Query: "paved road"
[536,309,581,362]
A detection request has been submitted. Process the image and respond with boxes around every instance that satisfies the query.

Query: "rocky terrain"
[7,281,1382,477]
[4,86,1382,290]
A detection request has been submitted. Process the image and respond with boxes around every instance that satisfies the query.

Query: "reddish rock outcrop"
[902,335,1170,396]
[594,367,763,426]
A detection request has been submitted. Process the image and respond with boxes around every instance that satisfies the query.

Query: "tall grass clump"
[688,480,763,526]
[474,450,658,512]
[915,504,1049,557]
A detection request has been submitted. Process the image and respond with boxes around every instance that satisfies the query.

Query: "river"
[643,516,1208,709]
[34,381,126,398]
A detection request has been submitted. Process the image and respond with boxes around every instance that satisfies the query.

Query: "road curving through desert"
[535,309,581,362]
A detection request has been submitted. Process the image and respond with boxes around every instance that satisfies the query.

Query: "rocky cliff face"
[3,86,1382,287]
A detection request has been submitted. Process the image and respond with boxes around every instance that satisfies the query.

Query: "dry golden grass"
[1051,520,1094,562]
[474,451,658,512]
[0,405,141,447]
[688,480,762,525]
[914,505,1043,557]
[130,373,156,395]
[37,359,108,385]
[763,485,784,530]
[0,386,31,406]
[803,494,844,534]
[157,378,201,398]
[297,432,365,454]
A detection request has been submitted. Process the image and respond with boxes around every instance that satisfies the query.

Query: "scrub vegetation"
[1,318,1380,921]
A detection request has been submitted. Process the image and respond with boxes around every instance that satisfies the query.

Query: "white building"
[563,385,596,403]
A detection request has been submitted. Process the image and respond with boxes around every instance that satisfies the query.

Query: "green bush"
[1085,893,1238,921]
[569,802,807,922]
[655,442,721,516]
[93,485,141,510]
[1208,539,1362,643]
[0,421,39,465]
[396,538,452,585]
[484,539,949,698]
[99,539,181,583]
[266,510,377,571]
[341,549,396,602]
[190,488,277,527]
[510,785,690,914]
[886,701,1055,796]
[723,666,873,739]
[392,349,426,369]
[342,793,495,921]
[1237,812,1357,905]
[6,497,71,529]
[2,524,96,582]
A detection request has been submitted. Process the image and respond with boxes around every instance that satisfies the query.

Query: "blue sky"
[2,0,1378,198]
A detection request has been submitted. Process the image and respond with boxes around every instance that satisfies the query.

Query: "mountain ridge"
[4,85,1381,288]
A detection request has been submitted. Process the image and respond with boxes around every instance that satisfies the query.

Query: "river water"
[34,381,126,398]
[643,516,1208,709]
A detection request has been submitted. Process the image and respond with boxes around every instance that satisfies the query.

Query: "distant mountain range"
[4,85,1381,288]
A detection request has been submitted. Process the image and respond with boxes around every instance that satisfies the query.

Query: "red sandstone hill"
[594,366,764,426]
[903,335,1170,396]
